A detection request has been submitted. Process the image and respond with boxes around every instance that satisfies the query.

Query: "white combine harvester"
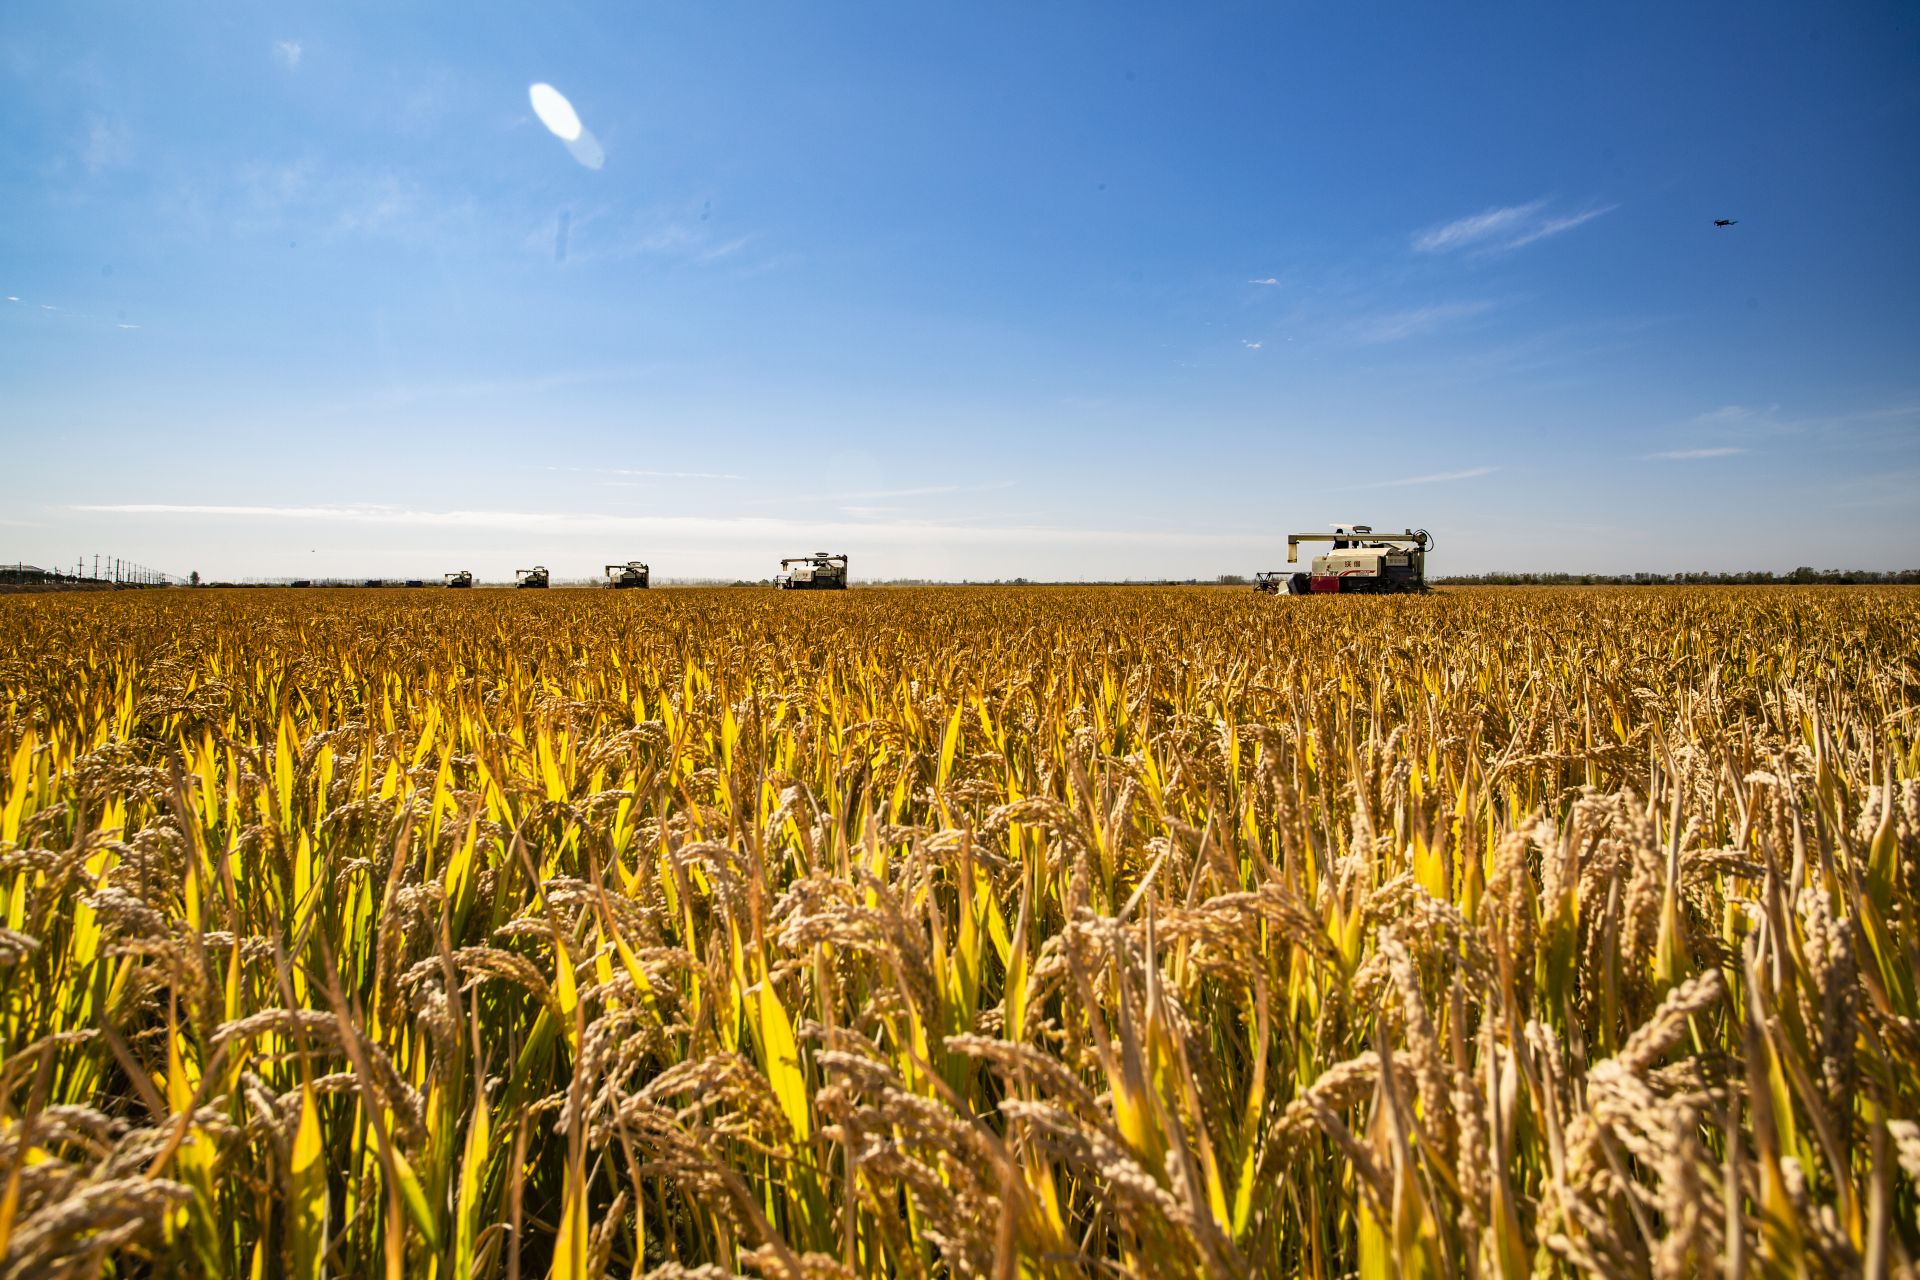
[604,561,651,589]
[777,552,848,590]
[1257,525,1433,595]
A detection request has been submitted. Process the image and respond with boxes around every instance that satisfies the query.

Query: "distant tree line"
[1434,568,1920,586]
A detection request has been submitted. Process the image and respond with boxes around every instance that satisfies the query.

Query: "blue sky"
[3,3,1916,581]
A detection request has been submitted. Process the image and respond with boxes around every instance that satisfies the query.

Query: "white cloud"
[626,223,751,260]
[1248,277,1281,286]
[329,172,421,236]
[67,502,1245,549]
[1413,202,1545,253]
[696,235,754,262]
[1642,446,1746,460]
[539,204,762,267]
[607,468,742,480]
[1345,300,1496,344]
[832,481,1016,500]
[1346,466,1499,489]
[82,119,131,174]
[5,296,18,303]
[231,159,478,250]
[546,466,744,481]
[1504,205,1617,249]
[1241,339,1263,349]
[1691,404,1761,424]
[274,40,303,70]
[1413,199,1614,254]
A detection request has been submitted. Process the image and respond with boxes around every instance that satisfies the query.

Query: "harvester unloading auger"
[605,561,650,589]
[515,566,550,589]
[1258,525,1433,594]
[777,552,848,590]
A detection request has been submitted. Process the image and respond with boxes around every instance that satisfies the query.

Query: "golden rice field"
[0,585,1916,1279]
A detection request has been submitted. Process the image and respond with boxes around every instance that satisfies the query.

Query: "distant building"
[0,564,53,585]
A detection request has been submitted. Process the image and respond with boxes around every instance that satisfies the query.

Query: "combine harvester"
[777,552,848,590]
[1257,525,1432,595]
[515,566,550,589]
[444,570,474,589]
[605,561,651,589]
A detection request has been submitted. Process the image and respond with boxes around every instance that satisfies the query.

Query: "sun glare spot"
[529,83,583,142]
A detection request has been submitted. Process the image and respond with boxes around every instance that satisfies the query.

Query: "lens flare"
[528,83,583,142]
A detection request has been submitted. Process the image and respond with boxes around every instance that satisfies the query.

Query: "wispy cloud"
[1504,205,1617,249]
[1647,400,1918,456]
[274,40,303,70]
[67,502,1249,548]
[1248,277,1281,286]
[1413,199,1614,254]
[82,118,131,174]
[231,158,474,249]
[295,368,649,419]
[3,293,138,331]
[1683,400,1917,441]
[831,481,1017,501]
[1413,202,1545,253]
[1692,404,1760,424]
[1822,467,1920,511]
[1642,446,1746,460]
[1241,339,1263,350]
[527,203,762,268]
[623,223,756,262]
[1345,300,1496,345]
[545,466,743,481]
[1345,466,1499,489]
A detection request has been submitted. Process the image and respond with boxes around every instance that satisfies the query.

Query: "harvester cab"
[515,566,550,589]
[444,570,475,589]
[605,561,651,589]
[1279,526,1432,594]
[777,552,848,590]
